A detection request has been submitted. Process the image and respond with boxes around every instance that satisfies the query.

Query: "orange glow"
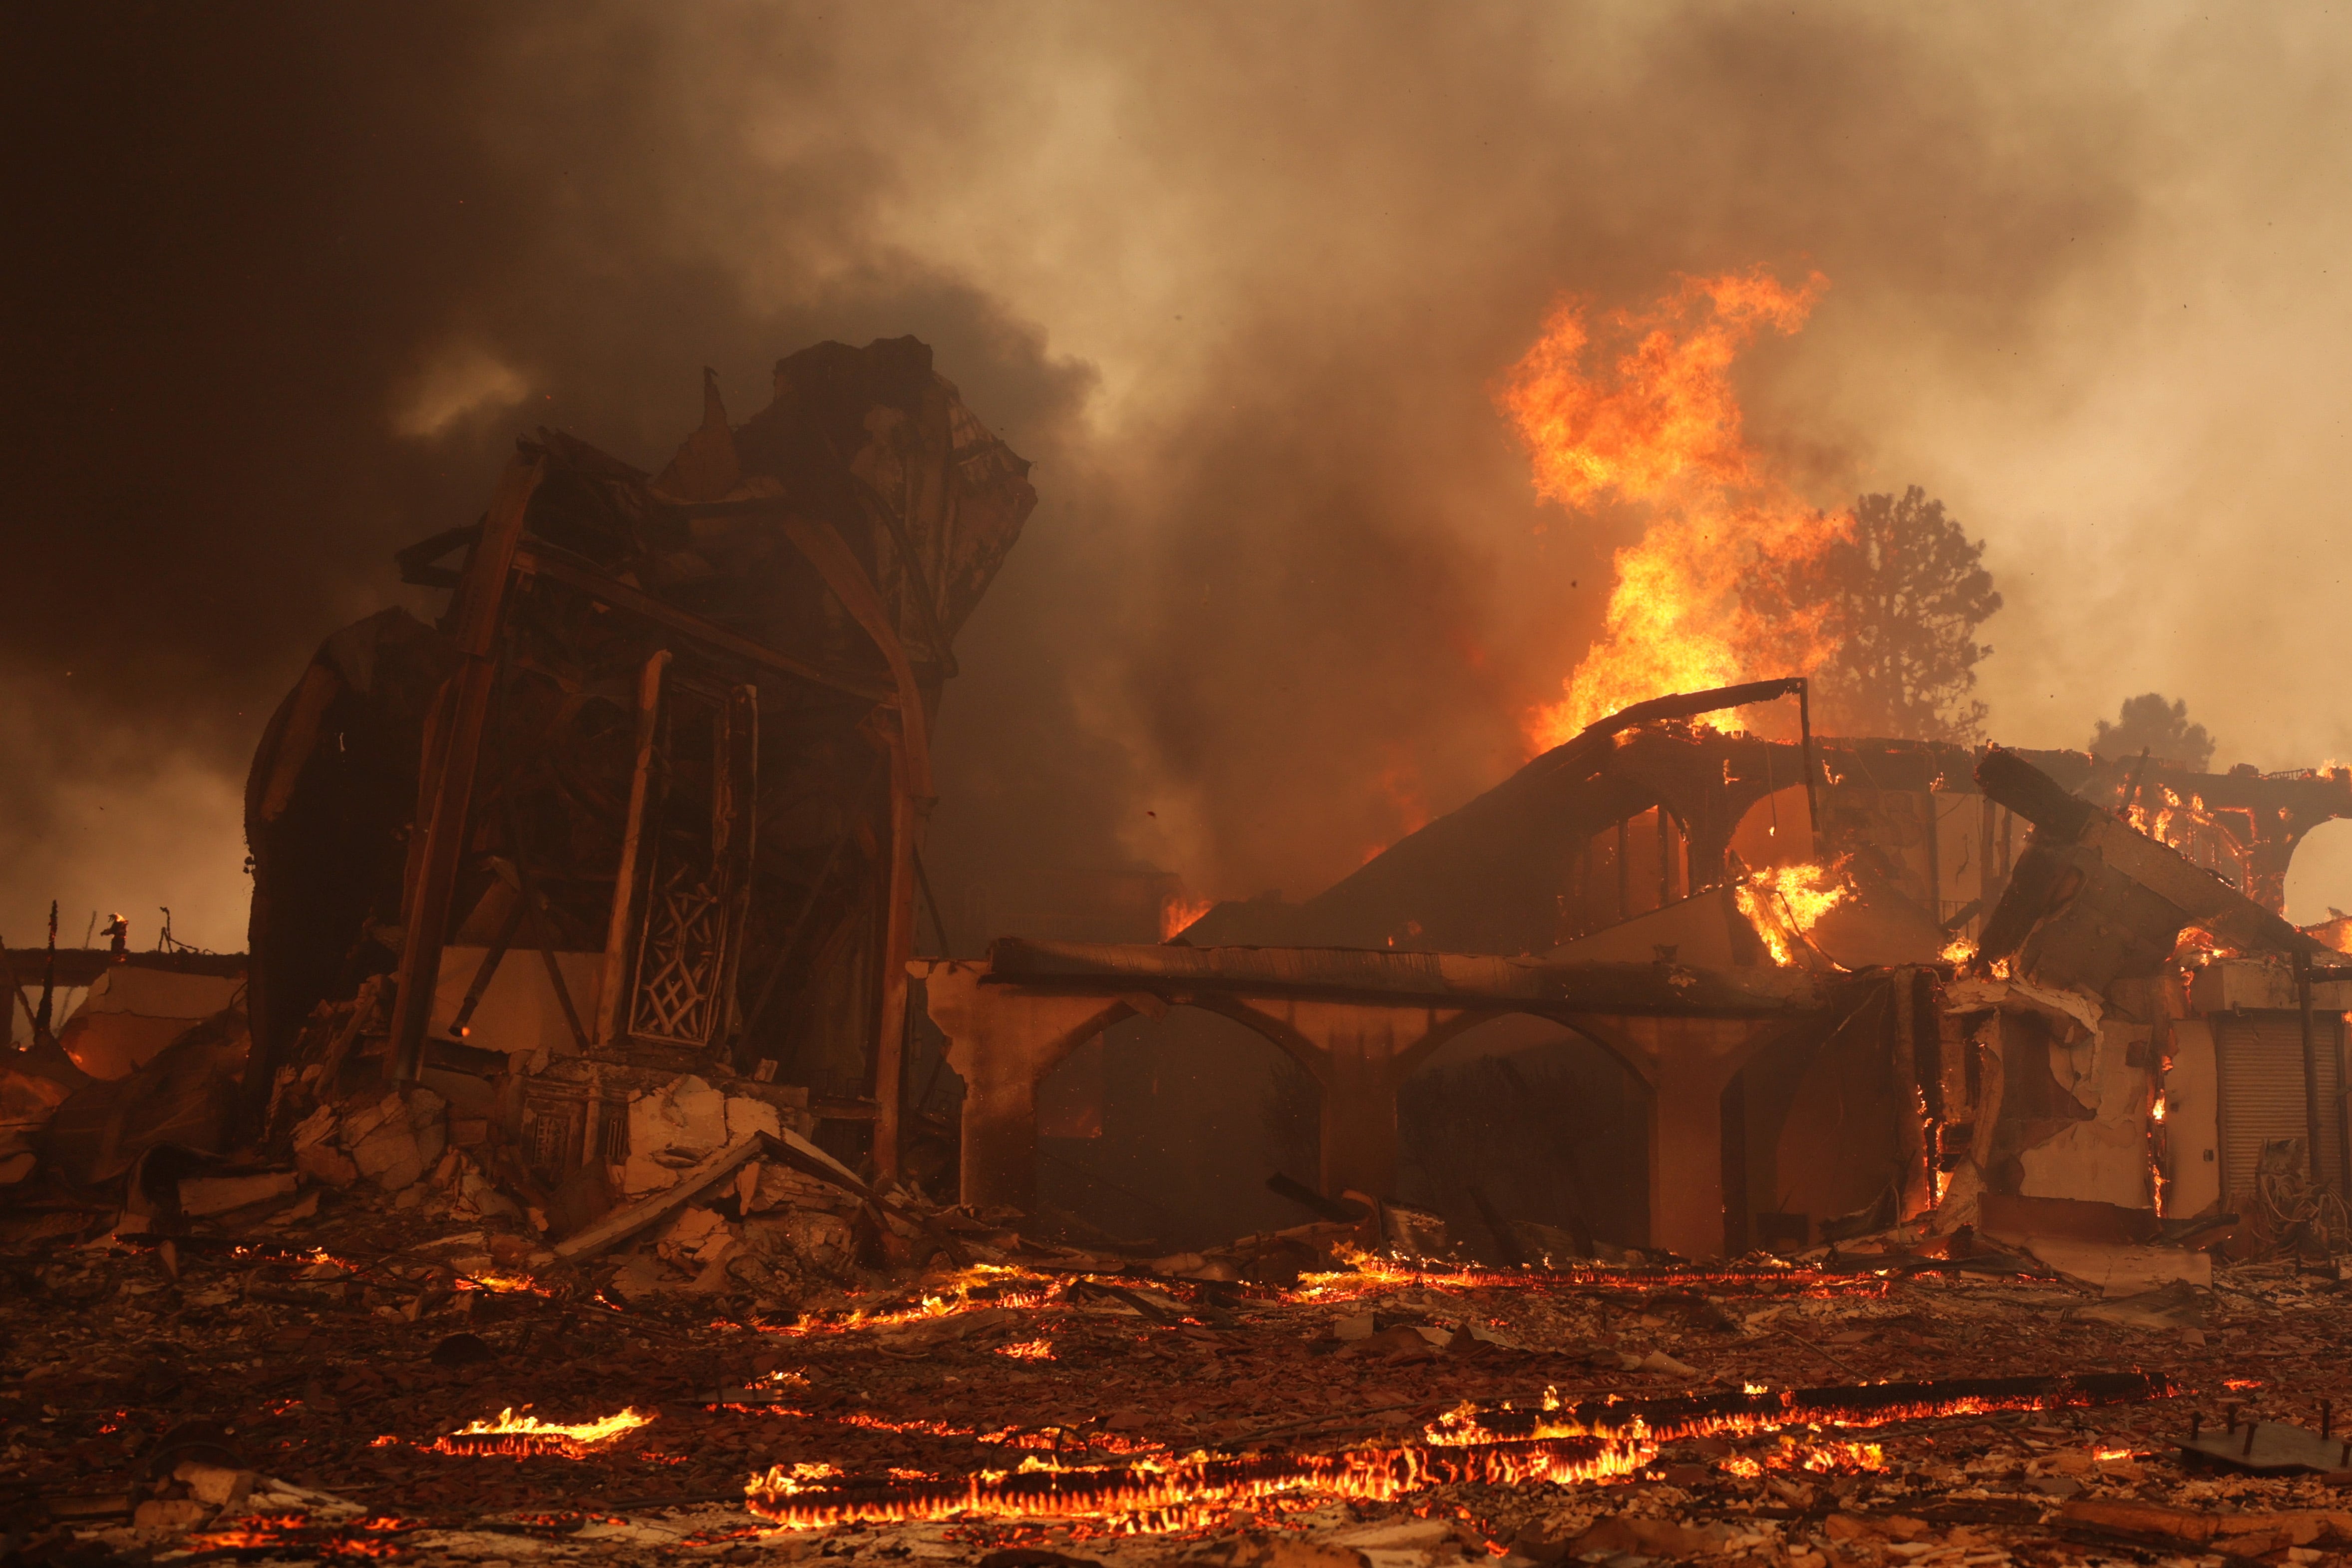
[996,1338,1056,1361]
[455,1268,553,1295]
[746,1436,1645,1535]
[1280,1247,1888,1305]
[1500,270,1846,753]
[1159,896,1215,941]
[763,1264,1066,1337]
[742,1372,2166,1536]
[428,1406,653,1459]
[1734,860,1848,967]
[184,1517,414,1558]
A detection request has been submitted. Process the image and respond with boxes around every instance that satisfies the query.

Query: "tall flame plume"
[1500,270,1846,753]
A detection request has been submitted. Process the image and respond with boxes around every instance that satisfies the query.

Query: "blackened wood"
[388,454,543,1083]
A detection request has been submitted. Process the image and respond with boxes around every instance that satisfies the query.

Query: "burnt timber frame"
[386,462,935,1183]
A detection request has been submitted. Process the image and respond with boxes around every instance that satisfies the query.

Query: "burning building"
[14,338,2352,1564]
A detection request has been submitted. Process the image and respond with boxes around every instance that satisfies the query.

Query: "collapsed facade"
[15,346,2352,1560]
[923,679,2352,1267]
[238,339,1036,1196]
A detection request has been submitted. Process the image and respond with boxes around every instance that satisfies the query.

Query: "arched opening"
[2286,816,2352,934]
[1560,803,1690,941]
[1728,784,1816,871]
[1392,1012,1647,1256]
[1728,1009,1908,1253]
[1033,1004,1320,1253]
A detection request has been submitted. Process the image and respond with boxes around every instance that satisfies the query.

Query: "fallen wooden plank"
[551,1126,871,1264]
[757,1127,867,1197]
[552,1135,766,1262]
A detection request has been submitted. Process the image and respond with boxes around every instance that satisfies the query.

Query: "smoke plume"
[10,2,2352,945]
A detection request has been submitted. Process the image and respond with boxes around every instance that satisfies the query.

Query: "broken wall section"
[1927,749,2336,1264]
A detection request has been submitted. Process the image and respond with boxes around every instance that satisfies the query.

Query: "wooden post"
[776,514,934,1186]
[596,650,671,1049]
[1617,815,1631,922]
[1796,678,1821,838]
[387,455,543,1082]
[2299,950,2329,1192]
[873,714,918,1184]
[1657,807,1675,907]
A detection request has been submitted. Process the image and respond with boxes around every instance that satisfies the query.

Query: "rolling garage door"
[2214,1011,2346,1202]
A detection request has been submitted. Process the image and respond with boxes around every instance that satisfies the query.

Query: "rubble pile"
[8,1163,2352,1564]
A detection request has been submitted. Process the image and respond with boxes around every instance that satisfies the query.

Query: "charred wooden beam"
[387,454,544,1083]
[982,938,1842,1015]
[513,543,894,704]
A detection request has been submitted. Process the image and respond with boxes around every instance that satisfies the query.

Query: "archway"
[1032,1003,1321,1253]
[1728,784,1815,871]
[2285,816,2352,933]
[1392,1012,1649,1256]
[1728,1004,1908,1253]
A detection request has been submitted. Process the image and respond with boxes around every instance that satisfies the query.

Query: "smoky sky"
[8,2,2352,950]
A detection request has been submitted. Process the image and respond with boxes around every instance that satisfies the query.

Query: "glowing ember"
[457,1269,552,1294]
[1282,1248,1887,1305]
[765,1264,1066,1336]
[745,1434,1644,1535]
[996,1338,1056,1360]
[183,1516,419,1558]
[739,1371,2167,1536]
[1424,1372,2170,1450]
[429,1406,654,1459]
[1499,269,1847,753]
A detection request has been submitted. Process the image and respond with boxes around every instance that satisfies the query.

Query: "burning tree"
[1750,486,2002,743]
[2089,692,2216,770]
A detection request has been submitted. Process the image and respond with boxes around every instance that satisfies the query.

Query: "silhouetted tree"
[1755,486,2002,742]
[2090,693,2215,771]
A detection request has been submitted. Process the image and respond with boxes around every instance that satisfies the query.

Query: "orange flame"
[741,1371,2165,1536]
[996,1338,1057,1361]
[426,1406,653,1459]
[1733,860,1848,967]
[762,1263,1066,1337]
[1500,270,1846,753]
[746,1435,1644,1535]
[1159,895,1215,941]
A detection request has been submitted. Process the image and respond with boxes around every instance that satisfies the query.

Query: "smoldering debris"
[14,350,2352,1563]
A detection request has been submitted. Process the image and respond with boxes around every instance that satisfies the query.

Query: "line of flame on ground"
[739,1370,2168,1536]
[761,1264,1068,1337]
[745,1435,1643,1535]
[748,1254,1894,1344]
[1424,1371,2173,1448]
[1281,1248,1891,1304]
[424,1407,654,1459]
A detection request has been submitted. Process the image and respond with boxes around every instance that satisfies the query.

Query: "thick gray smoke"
[9,2,2352,947]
